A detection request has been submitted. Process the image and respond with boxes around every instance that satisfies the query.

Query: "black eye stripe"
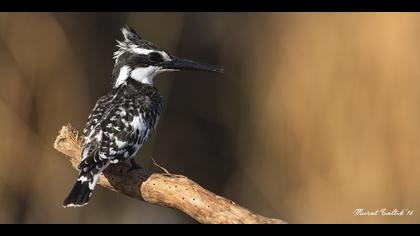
[148,52,163,62]
[115,51,165,68]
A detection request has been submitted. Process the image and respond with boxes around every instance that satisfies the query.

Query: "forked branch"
[54,124,286,224]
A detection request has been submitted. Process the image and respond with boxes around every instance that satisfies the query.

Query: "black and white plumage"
[63,26,223,208]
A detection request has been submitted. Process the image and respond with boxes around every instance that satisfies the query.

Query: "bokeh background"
[0,12,420,223]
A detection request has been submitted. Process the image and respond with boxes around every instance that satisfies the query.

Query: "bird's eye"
[148,52,163,63]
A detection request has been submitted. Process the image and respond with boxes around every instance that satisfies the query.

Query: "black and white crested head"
[112,26,223,88]
[112,26,174,87]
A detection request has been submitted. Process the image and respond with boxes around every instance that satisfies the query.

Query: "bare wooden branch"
[54,124,286,224]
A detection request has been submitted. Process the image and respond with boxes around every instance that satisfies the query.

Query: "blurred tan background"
[0,12,419,223]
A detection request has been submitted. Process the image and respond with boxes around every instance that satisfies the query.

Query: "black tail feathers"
[63,178,94,208]
[63,159,107,208]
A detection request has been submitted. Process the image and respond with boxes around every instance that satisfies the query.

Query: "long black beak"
[161,57,224,73]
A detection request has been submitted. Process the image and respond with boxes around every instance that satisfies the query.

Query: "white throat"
[114,65,161,87]
[130,66,160,85]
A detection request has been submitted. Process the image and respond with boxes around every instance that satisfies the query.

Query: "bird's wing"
[79,99,150,169]
[83,94,116,137]
[79,94,118,170]
[97,102,150,161]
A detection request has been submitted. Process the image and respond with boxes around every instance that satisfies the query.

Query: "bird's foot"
[128,159,142,173]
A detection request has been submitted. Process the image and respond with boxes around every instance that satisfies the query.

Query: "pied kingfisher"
[63,26,223,207]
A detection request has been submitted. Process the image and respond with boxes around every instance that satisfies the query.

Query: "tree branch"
[54,124,286,224]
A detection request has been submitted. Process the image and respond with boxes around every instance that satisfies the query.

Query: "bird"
[63,26,223,208]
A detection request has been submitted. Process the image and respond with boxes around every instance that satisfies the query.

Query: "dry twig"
[54,124,286,224]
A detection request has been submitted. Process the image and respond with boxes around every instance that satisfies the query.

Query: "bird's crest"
[113,26,143,61]
[121,25,142,42]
